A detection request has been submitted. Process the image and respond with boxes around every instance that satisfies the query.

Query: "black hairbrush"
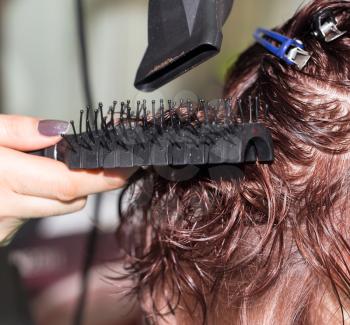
[31,98,274,169]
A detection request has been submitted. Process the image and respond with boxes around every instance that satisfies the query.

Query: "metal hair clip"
[254,28,311,70]
[312,9,346,42]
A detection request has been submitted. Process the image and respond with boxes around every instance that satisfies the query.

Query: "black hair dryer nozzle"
[135,0,234,92]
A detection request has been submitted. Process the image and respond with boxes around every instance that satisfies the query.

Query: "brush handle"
[30,146,57,159]
[29,138,79,166]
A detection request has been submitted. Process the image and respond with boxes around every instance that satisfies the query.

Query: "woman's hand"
[0,115,137,244]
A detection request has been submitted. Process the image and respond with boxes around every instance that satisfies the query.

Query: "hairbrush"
[31,98,274,169]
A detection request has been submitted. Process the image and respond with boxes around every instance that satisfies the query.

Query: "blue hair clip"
[254,28,311,69]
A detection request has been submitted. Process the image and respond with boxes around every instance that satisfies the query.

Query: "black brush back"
[33,98,274,169]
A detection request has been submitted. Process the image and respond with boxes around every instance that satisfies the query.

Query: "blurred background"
[1,0,310,119]
[0,0,309,324]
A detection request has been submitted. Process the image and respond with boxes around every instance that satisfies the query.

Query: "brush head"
[57,97,274,169]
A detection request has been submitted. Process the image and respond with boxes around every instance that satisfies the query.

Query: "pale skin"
[0,115,137,243]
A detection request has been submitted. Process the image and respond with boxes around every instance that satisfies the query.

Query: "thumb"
[0,115,69,151]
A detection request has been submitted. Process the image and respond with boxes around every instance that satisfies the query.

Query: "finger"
[0,193,87,243]
[1,147,137,201]
[0,190,87,219]
[0,115,69,151]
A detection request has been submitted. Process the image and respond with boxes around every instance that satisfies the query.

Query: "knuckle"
[0,115,38,147]
[0,191,14,218]
[68,197,87,214]
[76,197,87,210]
[1,116,21,140]
[55,176,79,202]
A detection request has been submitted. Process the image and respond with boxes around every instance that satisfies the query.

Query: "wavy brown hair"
[116,1,350,324]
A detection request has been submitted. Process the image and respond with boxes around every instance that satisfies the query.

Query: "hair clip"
[312,9,346,42]
[254,28,311,70]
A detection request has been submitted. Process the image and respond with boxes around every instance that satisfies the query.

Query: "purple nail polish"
[38,120,69,136]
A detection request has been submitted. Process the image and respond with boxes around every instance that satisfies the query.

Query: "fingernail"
[38,120,69,136]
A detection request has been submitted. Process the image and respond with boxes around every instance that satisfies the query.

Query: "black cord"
[76,0,93,107]
[72,196,103,325]
[73,0,103,324]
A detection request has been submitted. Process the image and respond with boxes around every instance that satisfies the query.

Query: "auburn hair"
[116,1,350,324]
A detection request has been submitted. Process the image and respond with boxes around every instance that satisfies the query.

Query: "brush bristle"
[67,98,265,136]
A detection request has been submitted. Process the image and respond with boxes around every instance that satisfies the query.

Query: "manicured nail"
[38,120,69,136]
